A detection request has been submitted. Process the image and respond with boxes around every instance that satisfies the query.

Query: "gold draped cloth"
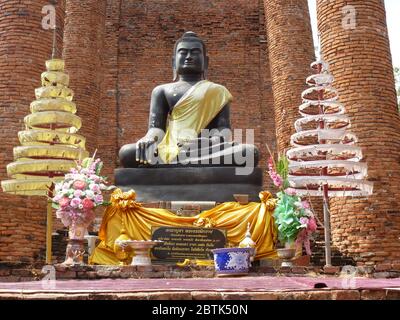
[157,80,232,164]
[90,189,278,265]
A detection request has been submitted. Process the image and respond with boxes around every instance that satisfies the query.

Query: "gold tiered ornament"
[1,59,88,263]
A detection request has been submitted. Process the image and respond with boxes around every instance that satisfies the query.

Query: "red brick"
[264,0,314,152]
[361,290,387,300]
[318,0,400,266]
[323,266,341,275]
[191,292,223,300]
[0,0,65,263]
[375,264,392,272]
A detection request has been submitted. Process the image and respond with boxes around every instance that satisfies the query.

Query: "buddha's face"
[175,40,206,76]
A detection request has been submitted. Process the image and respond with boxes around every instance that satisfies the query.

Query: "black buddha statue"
[115,32,263,202]
[118,31,259,168]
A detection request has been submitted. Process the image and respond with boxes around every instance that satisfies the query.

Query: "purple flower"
[94,194,103,204]
[269,171,283,188]
[70,197,81,208]
[300,217,309,226]
[73,189,83,198]
[301,200,310,209]
[285,188,297,196]
[89,183,100,193]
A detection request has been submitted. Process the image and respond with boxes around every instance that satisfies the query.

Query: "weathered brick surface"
[62,0,107,154]
[0,0,65,263]
[54,0,108,233]
[264,0,315,152]
[96,0,122,183]
[96,0,277,189]
[317,0,400,265]
[263,0,324,221]
[0,289,396,300]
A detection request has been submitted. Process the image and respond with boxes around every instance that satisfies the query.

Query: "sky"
[308,0,400,67]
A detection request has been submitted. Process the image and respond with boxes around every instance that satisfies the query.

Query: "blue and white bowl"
[212,247,251,276]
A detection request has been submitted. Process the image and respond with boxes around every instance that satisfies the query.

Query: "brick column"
[96,0,122,182]
[0,0,65,262]
[318,0,400,265]
[62,0,107,153]
[264,0,315,152]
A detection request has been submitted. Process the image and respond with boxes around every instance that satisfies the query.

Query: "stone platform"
[115,167,263,202]
[0,273,399,300]
[1,263,400,300]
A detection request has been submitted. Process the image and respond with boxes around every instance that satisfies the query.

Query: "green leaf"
[96,161,104,175]
[276,155,289,179]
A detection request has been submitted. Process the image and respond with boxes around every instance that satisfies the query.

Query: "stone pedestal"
[115,167,263,202]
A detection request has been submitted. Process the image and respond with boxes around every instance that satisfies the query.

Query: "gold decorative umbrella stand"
[1,57,88,264]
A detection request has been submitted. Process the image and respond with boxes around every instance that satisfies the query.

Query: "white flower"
[55,183,62,193]
[294,201,302,208]
[305,209,313,216]
[85,190,95,199]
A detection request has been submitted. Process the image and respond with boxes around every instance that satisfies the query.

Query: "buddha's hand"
[136,128,164,164]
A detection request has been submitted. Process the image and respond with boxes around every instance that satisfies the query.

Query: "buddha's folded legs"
[119,143,140,168]
[177,142,259,167]
[118,142,259,168]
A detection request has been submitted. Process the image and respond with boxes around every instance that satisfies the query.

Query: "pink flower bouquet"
[52,157,114,227]
[268,154,317,255]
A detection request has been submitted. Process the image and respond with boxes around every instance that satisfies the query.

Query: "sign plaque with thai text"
[151,226,226,261]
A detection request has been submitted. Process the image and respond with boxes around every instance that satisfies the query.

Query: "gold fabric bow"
[259,191,277,211]
[110,188,141,210]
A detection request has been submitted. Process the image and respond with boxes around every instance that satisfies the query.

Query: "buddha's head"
[173,31,209,81]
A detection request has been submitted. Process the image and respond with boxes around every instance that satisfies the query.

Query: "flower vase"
[63,223,89,265]
[276,242,296,267]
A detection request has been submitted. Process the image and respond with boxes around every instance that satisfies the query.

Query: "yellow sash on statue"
[157,80,232,163]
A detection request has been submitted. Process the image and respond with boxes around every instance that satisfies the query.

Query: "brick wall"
[62,0,107,155]
[318,0,400,265]
[263,0,324,221]
[97,0,277,187]
[0,0,65,262]
[96,0,122,184]
[264,0,315,152]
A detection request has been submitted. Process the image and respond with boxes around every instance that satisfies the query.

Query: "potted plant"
[267,154,317,266]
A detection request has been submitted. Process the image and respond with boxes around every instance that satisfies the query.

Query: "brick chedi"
[263,0,324,223]
[318,0,400,265]
[264,0,315,152]
[96,0,122,181]
[0,0,65,262]
[62,0,107,154]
